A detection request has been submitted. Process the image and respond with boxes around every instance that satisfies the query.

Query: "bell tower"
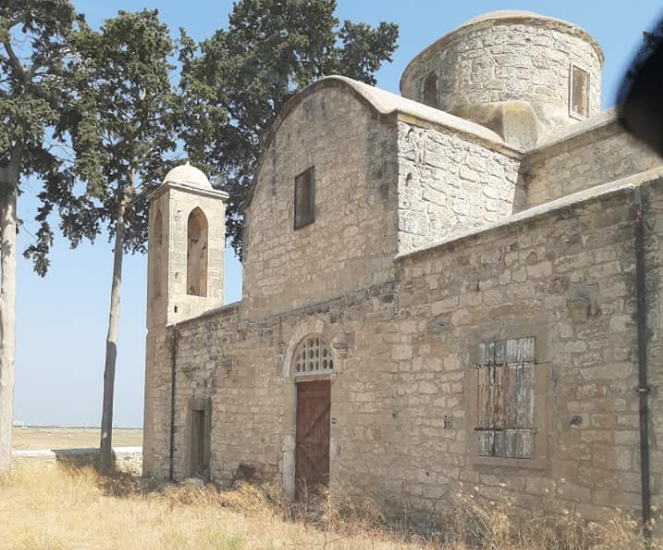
[146,162,228,330]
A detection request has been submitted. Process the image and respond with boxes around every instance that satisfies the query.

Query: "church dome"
[400,10,604,147]
[163,162,212,190]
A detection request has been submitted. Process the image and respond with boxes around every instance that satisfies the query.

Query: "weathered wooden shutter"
[476,337,535,459]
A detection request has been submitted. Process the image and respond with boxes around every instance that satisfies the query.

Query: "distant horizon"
[13,422,142,430]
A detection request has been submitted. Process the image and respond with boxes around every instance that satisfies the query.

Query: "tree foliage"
[180,0,399,257]
[60,8,180,474]
[1,0,85,275]
[64,8,179,251]
[0,0,84,472]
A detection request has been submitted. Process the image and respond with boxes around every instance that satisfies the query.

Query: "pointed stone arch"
[187,207,208,297]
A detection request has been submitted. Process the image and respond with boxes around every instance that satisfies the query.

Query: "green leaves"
[0,0,83,271]
[180,0,399,257]
[64,9,179,253]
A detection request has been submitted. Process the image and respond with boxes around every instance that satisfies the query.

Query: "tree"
[0,0,83,472]
[62,9,179,474]
[180,0,399,257]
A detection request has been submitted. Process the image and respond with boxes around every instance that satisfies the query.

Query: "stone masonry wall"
[147,177,663,524]
[154,284,399,491]
[391,179,663,521]
[396,120,522,253]
[525,115,662,207]
[242,87,399,319]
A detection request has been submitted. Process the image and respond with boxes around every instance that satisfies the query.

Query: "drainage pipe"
[634,187,652,535]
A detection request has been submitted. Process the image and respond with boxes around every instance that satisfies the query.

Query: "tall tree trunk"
[0,184,17,473]
[0,147,21,474]
[99,186,129,475]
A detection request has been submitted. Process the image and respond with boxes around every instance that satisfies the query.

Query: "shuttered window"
[475,337,535,459]
[294,167,315,229]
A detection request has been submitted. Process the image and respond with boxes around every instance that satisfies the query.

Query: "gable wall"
[242,87,399,319]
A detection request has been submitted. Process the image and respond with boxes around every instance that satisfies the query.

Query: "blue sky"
[14,0,663,428]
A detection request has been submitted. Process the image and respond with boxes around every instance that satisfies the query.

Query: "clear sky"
[13,0,663,428]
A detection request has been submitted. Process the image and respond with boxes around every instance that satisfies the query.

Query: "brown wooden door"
[295,380,331,498]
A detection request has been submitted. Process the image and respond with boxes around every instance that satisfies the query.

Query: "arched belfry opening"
[423,73,438,108]
[151,210,163,298]
[187,207,208,297]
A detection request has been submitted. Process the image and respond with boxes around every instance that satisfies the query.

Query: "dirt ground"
[11,427,142,450]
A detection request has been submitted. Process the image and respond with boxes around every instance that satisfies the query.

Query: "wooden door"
[295,380,331,498]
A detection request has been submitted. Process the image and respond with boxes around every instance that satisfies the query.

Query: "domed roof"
[462,10,541,26]
[163,162,211,190]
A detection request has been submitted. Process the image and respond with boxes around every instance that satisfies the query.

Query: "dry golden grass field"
[0,465,660,550]
[11,427,142,450]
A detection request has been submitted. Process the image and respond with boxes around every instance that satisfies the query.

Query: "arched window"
[423,73,438,108]
[187,207,208,297]
[151,210,163,298]
[294,336,333,377]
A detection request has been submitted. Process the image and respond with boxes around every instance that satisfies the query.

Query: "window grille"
[294,336,333,376]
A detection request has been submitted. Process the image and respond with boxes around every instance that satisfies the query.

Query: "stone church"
[143,11,663,521]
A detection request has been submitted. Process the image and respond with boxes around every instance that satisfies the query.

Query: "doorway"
[295,380,331,499]
[187,398,211,481]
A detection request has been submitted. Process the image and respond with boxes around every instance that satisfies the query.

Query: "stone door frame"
[281,319,340,499]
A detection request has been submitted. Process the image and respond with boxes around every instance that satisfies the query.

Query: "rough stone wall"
[154,285,398,492]
[142,324,173,479]
[396,120,522,253]
[391,180,663,520]
[242,87,399,319]
[401,19,602,139]
[525,116,662,207]
[146,177,663,524]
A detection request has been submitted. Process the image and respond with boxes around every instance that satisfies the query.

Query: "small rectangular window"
[294,167,315,229]
[570,65,590,119]
[475,337,535,459]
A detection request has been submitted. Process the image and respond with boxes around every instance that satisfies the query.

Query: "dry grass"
[0,465,660,550]
[11,427,142,450]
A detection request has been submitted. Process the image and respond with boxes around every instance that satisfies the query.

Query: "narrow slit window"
[570,65,590,119]
[187,207,208,297]
[294,167,315,229]
[475,337,535,459]
[423,73,438,108]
